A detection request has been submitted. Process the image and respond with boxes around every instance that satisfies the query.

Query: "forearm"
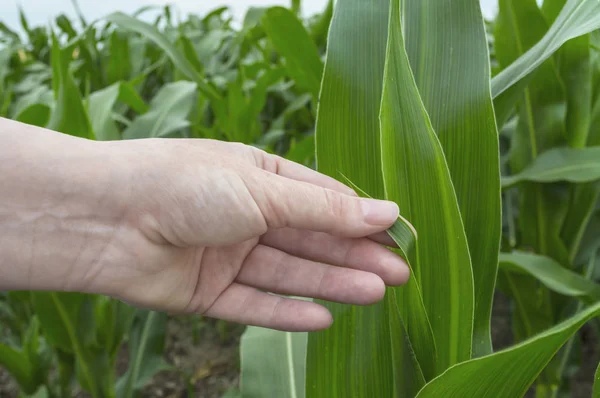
[0,118,130,292]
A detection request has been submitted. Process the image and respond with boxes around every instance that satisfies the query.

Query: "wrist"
[0,119,133,293]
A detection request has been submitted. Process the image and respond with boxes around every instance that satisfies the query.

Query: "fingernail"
[360,199,399,226]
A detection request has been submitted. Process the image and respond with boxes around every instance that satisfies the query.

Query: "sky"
[1,0,499,31]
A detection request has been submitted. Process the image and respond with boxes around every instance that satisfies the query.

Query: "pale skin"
[0,117,409,332]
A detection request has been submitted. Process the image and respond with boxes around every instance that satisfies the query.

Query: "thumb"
[246,170,399,237]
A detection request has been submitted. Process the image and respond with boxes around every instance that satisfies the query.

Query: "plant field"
[1,0,600,397]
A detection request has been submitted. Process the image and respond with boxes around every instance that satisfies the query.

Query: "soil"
[0,296,598,398]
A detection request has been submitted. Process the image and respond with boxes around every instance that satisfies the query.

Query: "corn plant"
[0,2,332,396]
[240,0,600,397]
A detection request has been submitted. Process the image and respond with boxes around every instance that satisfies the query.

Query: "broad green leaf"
[338,174,417,261]
[107,30,131,85]
[495,270,554,344]
[339,172,437,385]
[105,12,221,101]
[240,327,306,398]
[306,0,395,396]
[284,134,315,166]
[89,82,148,141]
[123,81,197,139]
[56,14,77,40]
[116,310,170,398]
[499,251,600,302]
[403,0,501,357]
[561,34,592,148]
[496,0,569,274]
[94,297,135,359]
[16,104,51,127]
[0,342,38,393]
[88,84,122,141]
[31,292,100,397]
[416,301,600,397]
[309,0,333,49]
[491,0,600,99]
[0,318,47,395]
[502,147,600,188]
[381,0,474,373]
[46,30,94,140]
[262,7,323,101]
[10,85,53,119]
[178,33,204,76]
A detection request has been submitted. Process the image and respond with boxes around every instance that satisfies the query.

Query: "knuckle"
[323,189,349,221]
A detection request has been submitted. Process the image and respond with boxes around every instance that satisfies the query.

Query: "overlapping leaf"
[240,327,306,398]
[380,0,474,374]
[403,0,501,357]
[500,251,600,303]
[416,302,600,397]
[306,0,396,396]
[502,147,600,188]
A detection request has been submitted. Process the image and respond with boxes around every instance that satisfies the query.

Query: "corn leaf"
[116,311,170,398]
[380,0,474,374]
[46,30,94,140]
[491,0,600,99]
[341,167,437,386]
[262,7,323,101]
[496,0,570,273]
[240,327,306,398]
[107,30,131,85]
[0,319,47,395]
[594,361,600,397]
[16,104,51,127]
[499,251,600,303]
[105,12,221,102]
[123,81,197,139]
[306,0,397,396]
[502,147,600,188]
[403,0,501,358]
[89,82,147,141]
[0,343,37,393]
[339,174,417,260]
[31,293,101,397]
[416,301,600,397]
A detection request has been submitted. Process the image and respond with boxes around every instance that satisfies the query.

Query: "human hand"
[0,121,409,331]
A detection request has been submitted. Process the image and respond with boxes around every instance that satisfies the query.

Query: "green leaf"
[594,360,600,397]
[94,297,135,359]
[116,310,170,398]
[380,0,474,373]
[309,0,333,49]
[46,30,94,140]
[416,301,600,397]
[0,319,47,395]
[499,251,600,303]
[403,0,501,357]
[88,82,148,141]
[240,327,306,398]
[0,342,37,393]
[31,292,100,397]
[107,30,131,85]
[105,12,221,101]
[262,7,323,101]
[338,174,417,261]
[123,81,197,139]
[16,104,51,127]
[496,0,570,277]
[502,147,600,188]
[306,0,396,396]
[491,0,600,100]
